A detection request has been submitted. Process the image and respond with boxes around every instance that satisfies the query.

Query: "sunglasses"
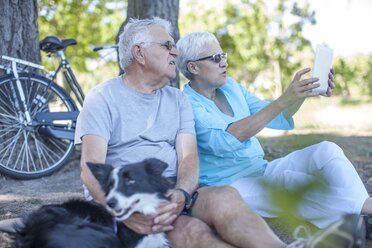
[193,52,227,63]
[145,41,176,51]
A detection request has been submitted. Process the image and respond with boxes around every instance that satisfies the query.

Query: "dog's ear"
[144,158,168,176]
[86,162,113,188]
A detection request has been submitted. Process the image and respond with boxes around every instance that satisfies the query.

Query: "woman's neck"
[190,81,217,101]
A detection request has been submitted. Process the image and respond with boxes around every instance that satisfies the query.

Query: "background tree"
[0,0,41,65]
[118,0,180,88]
[179,0,316,97]
[38,0,123,72]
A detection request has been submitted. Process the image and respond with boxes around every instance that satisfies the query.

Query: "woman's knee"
[317,141,343,154]
[313,141,345,165]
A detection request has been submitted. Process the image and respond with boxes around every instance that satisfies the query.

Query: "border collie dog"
[15,158,172,248]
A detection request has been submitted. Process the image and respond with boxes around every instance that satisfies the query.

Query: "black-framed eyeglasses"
[192,52,227,63]
[145,41,176,51]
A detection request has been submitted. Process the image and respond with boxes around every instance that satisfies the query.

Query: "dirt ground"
[0,132,371,247]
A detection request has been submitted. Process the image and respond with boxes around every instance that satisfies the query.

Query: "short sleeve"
[178,92,196,135]
[74,89,113,144]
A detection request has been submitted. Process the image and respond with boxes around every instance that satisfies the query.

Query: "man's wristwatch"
[176,188,197,211]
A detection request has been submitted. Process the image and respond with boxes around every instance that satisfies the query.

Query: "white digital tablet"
[312,45,333,94]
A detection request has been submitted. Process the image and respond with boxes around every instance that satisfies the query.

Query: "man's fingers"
[151,224,174,233]
[154,213,178,225]
[156,203,177,215]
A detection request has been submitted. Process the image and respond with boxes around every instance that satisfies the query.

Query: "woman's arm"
[228,68,319,142]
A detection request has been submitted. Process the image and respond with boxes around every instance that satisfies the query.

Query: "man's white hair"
[118,17,172,70]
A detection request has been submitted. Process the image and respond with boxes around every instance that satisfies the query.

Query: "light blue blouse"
[183,77,294,186]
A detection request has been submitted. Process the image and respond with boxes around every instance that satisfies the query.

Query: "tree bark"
[0,0,41,65]
[118,0,180,88]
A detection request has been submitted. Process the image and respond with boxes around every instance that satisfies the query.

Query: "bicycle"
[0,36,85,179]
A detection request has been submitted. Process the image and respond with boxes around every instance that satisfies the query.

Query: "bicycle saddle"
[40,36,77,53]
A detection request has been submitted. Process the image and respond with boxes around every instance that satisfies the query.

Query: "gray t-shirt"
[75,76,195,177]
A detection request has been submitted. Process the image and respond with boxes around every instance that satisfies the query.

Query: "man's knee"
[200,186,242,206]
[168,216,213,247]
[192,185,247,224]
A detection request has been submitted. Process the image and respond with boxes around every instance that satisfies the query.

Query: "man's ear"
[131,44,146,65]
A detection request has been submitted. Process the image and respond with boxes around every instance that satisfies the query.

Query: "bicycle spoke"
[0,108,18,120]
[36,141,58,166]
[0,129,22,164]
[34,137,50,169]
[0,96,17,117]
[47,137,70,154]
[0,126,18,139]
[4,130,20,167]
[0,129,23,155]
[37,139,62,161]
[31,133,44,170]
[11,132,26,170]
[2,80,20,114]
[23,131,32,172]
[0,74,76,178]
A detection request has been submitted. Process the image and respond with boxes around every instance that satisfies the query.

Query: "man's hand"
[123,202,178,234]
[166,189,186,216]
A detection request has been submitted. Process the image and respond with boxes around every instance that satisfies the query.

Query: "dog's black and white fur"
[15,158,172,248]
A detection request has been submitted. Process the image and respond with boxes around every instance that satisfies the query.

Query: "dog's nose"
[107,198,118,209]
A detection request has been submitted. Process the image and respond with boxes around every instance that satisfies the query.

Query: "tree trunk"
[117,0,180,88]
[0,0,41,65]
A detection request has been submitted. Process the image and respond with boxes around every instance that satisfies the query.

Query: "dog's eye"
[122,172,135,185]
[126,179,135,185]
[107,181,114,189]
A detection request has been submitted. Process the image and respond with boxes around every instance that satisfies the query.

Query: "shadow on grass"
[258,132,372,192]
[258,132,372,246]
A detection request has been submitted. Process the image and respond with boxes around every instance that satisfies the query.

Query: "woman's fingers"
[293,67,311,81]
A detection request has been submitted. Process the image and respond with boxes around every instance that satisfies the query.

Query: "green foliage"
[179,0,315,94]
[38,0,125,74]
[333,55,372,96]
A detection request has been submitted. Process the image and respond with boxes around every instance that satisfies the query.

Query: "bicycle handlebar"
[92,44,118,52]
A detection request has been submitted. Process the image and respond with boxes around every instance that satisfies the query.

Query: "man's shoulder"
[87,77,121,96]
[162,85,182,93]
[160,85,185,99]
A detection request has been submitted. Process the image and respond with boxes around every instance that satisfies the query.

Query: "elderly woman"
[176,32,372,234]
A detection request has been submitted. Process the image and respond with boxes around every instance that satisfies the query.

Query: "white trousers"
[230,141,369,228]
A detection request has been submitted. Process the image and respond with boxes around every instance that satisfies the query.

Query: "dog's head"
[87,158,171,221]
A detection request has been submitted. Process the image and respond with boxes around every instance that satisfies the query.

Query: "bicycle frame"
[49,50,85,107]
[2,55,44,125]
[1,55,80,141]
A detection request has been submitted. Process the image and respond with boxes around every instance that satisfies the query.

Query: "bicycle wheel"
[0,73,78,179]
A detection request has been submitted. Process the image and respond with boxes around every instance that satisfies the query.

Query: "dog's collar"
[112,218,118,233]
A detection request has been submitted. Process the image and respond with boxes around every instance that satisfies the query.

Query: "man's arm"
[162,133,199,217]
[175,133,199,194]
[80,135,108,205]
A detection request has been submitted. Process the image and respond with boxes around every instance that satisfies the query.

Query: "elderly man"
[75,17,363,248]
